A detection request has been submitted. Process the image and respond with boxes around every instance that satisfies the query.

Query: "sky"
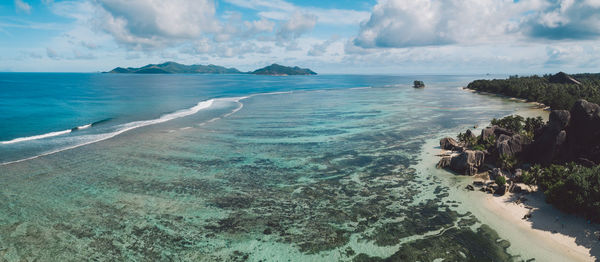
[0,0,599,74]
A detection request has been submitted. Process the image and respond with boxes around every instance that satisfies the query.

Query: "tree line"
[467,73,600,110]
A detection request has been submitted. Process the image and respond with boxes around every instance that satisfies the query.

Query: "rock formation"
[437,150,485,175]
[496,134,528,158]
[440,137,461,151]
[548,72,581,85]
[413,80,425,88]
[480,126,513,142]
[527,100,600,165]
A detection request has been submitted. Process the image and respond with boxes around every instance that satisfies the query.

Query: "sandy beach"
[478,190,600,261]
[420,97,600,262]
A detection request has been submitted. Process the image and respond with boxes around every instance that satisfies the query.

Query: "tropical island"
[250,63,316,76]
[106,62,317,76]
[437,72,600,225]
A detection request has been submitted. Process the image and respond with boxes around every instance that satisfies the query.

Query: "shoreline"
[418,93,599,261]
[462,87,551,111]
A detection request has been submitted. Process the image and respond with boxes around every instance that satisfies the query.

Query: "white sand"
[477,190,600,261]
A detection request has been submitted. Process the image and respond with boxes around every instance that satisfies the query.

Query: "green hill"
[106,62,241,74]
[251,64,317,75]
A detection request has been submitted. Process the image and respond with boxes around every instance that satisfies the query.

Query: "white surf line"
[1,122,97,145]
[0,99,215,166]
[76,123,92,130]
[349,86,372,90]
[1,129,72,145]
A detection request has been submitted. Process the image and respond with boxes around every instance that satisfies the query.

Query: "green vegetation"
[473,134,496,151]
[522,165,543,186]
[494,176,506,187]
[107,61,242,74]
[524,116,545,138]
[491,115,524,133]
[251,64,317,75]
[490,115,544,134]
[489,114,544,140]
[457,132,477,147]
[498,154,517,171]
[453,113,599,222]
[524,163,600,222]
[459,114,541,152]
[467,73,600,110]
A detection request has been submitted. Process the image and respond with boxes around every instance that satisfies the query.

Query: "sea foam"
[1,129,73,145]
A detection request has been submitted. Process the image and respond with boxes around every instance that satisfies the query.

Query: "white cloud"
[244,18,275,34]
[308,37,339,56]
[46,47,60,59]
[277,12,317,41]
[73,50,96,59]
[354,0,600,49]
[354,0,542,48]
[96,0,219,49]
[14,0,31,14]
[525,0,600,39]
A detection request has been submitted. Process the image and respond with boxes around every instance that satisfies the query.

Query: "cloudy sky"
[1,0,599,74]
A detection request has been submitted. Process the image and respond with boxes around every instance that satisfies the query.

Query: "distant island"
[107,61,241,74]
[106,62,317,76]
[250,64,316,76]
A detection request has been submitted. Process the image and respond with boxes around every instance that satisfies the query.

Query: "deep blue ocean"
[0,73,540,261]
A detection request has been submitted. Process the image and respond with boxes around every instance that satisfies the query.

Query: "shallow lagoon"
[0,75,535,261]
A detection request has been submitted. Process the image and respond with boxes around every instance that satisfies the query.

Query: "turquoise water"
[0,74,529,261]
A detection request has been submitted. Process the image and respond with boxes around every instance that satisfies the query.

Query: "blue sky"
[1,0,599,74]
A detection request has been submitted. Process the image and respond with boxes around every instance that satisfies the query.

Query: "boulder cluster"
[437,99,600,195]
[527,99,600,166]
[438,99,600,174]
[437,125,527,176]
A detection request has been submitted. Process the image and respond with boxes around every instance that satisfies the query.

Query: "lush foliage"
[525,163,600,222]
[108,61,242,74]
[491,115,524,133]
[495,176,506,186]
[522,165,543,186]
[251,64,317,75]
[467,73,600,110]
[489,115,545,140]
[498,154,517,171]
[523,116,545,139]
[457,132,477,147]
[524,116,544,133]
[490,115,544,134]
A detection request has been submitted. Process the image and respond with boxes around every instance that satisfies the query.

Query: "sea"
[0,73,536,261]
